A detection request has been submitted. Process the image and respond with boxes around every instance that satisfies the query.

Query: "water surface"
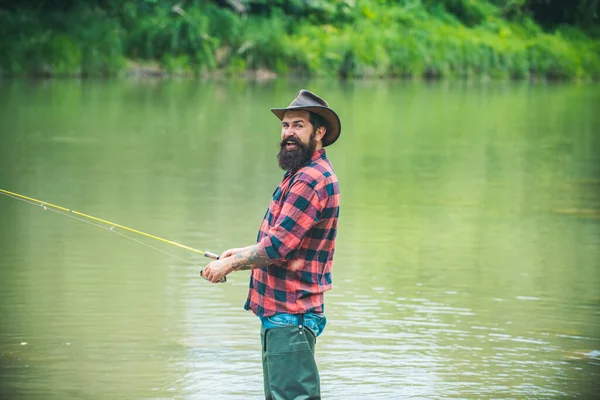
[0,79,599,399]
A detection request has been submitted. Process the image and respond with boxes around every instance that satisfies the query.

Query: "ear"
[316,126,326,142]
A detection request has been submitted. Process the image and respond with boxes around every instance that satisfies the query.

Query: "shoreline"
[2,62,597,83]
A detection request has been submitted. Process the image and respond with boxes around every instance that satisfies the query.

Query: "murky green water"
[1,79,599,399]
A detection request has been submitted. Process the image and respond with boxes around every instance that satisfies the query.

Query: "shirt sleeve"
[259,180,321,263]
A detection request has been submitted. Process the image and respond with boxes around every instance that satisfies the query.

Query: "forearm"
[230,244,271,271]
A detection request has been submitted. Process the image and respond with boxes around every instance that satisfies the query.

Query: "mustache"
[280,135,302,149]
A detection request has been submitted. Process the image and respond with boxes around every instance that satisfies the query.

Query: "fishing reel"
[200,251,227,283]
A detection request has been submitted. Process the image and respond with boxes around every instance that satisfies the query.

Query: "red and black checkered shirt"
[244,149,340,317]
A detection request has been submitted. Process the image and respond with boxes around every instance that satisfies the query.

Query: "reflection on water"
[0,80,599,399]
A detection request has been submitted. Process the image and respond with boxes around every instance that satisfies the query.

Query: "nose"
[282,127,296,139]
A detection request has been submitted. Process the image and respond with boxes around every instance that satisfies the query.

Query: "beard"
[277,131,317,172]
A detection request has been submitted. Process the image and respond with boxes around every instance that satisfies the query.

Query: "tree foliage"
[0,0,598,78]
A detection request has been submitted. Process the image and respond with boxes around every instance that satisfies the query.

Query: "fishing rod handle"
[200,251,227,283]
[204,251,220,260]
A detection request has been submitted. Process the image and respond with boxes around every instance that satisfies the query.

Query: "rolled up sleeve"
[259,181,321,263]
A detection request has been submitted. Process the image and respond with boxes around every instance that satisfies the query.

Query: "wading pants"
[260,314,321,400]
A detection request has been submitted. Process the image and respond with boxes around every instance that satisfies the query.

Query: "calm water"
[0,79,599,399]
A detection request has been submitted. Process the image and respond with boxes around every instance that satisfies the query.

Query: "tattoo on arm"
[230,245,271,271]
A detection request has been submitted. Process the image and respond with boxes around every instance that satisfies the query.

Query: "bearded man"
[202,89,341,400]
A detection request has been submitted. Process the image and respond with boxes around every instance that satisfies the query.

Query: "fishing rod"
[0,188,226,282]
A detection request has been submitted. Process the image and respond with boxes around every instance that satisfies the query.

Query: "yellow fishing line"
[0,188,219,260]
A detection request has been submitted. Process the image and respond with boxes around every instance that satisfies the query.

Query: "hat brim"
[271,106,341,147]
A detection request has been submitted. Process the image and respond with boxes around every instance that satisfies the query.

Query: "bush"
[0,0,598,80]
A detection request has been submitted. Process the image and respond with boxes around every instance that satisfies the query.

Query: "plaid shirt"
[244,149,340,317]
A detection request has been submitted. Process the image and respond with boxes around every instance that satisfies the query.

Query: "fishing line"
[0,188,225,282]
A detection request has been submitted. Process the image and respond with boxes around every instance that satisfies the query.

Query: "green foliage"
[0,0,598,80]
[423,0,501,26]
[124,3,216,72]
[0,6,123,77]
[237,14,290,72]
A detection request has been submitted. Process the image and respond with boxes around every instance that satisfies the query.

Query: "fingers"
[201,267,210,280]
[220,250,232,258]
[203,269,217,283]
[202,265,221,284]
[220,247,240,258]
[202,258,233,283]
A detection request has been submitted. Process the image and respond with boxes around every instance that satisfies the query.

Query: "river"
[0,79,599,399]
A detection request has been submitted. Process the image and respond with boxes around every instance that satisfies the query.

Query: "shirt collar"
[311,148,326,161]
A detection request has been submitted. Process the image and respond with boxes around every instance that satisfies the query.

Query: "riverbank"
[1,1,599,80]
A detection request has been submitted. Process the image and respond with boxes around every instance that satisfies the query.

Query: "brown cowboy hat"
[271,89,341,147]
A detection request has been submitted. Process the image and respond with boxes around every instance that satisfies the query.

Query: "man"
[202,89,341,399]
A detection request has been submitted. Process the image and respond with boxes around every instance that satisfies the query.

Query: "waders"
[260,315,320,400]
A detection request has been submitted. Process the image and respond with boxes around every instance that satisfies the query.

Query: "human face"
[277,111,324,172]
[280,110,325,151]
[277,129,316,172]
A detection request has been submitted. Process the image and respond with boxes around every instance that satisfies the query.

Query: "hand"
[202,258,233,283]
[220,246,252,259]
